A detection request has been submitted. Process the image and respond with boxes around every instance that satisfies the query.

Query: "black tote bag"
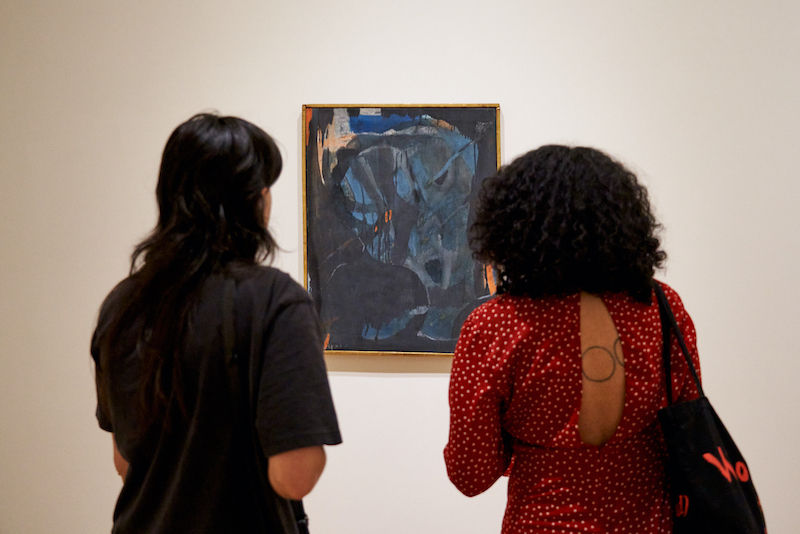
[653,281,766,534]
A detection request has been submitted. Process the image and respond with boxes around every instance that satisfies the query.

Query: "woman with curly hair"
[444,145,701,533]
[91,113,341,533]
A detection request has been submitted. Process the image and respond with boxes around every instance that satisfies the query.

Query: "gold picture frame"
[303,104,500,356]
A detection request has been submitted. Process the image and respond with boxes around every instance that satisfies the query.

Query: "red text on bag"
[703,447,749,483]
[676,495,689,517]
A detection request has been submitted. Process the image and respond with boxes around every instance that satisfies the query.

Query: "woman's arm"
[112,435,128,481]
[268,445,326,500]
[444,314,513,497]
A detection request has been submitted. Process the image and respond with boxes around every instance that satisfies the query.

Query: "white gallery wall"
[1,1,798,532]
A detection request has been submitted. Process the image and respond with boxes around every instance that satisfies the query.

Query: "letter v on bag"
[702,447,750,483]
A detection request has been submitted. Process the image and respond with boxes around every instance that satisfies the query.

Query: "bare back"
[578,291,625,446]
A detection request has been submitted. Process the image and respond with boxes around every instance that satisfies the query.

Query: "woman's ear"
[261,187,272,227]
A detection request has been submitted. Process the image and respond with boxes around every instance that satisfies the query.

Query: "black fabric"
[654,281,766,534]
[222,279,307,534]
[91,264,341,534]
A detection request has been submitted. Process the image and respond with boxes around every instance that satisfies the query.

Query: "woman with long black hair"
[91,113,341,533]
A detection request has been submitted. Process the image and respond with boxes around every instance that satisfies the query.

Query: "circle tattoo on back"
[581,337,623,383]
[613,337,624,367]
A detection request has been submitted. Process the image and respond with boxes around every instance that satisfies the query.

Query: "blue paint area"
[457,143,478,175]
[439,204,469,251]
[349,113,414,134]
[438,128,477,175]
[425,259,443,284]
[406,226,420,258]
[361,323,378,339]
[421,307,461,340]
[376,313,412,340]
[360,305,421,340]
[395,166,412,200]
[409,156,433,202]
[344,170,378,225]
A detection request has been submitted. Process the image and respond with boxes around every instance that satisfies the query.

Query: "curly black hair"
[470,145,665,303]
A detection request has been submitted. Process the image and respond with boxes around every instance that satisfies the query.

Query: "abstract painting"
[303,105,499,354]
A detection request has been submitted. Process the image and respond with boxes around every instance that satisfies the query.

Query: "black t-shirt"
[91,265,341,533]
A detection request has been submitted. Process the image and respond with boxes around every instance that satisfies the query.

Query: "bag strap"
[293,502,309,534]
[652,280,704,405]
[222,278,310,534]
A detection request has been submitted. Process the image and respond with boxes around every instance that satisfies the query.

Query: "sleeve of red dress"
[444,313,512,497]
[663,286,703,403]
[673,308,703,403]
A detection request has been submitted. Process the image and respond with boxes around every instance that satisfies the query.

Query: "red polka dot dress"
[445,281,701,533]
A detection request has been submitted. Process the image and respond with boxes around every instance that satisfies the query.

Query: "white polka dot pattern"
[444,281,701,533]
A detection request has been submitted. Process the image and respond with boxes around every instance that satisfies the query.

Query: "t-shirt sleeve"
[91,304,114,433]
[254,297,341,458]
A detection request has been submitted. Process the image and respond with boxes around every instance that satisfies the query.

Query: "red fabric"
[445,282,701,534]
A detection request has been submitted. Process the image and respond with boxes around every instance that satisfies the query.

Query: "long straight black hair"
[98,113,282,433]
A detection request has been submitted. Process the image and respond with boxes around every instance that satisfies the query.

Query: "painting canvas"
[303,105,499,354]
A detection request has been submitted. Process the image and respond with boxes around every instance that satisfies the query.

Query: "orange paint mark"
[485,265,497,294]
[388,209,392,221]
[431,118,455,131]
[676,495,689,517]
[305,107,313,146]
[324,333,331,350]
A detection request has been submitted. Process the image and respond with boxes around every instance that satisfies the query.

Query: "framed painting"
[303,104,499,355]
